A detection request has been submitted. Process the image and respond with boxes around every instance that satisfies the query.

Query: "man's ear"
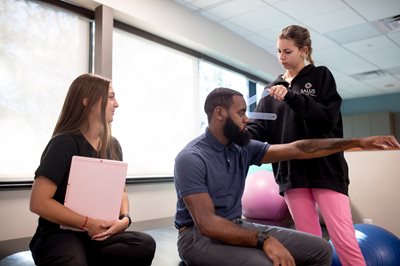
[214,106,225,121]
[82,98,88,107]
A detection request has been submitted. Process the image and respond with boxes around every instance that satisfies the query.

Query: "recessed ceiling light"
[384,83,395,88]
[373,14,400,33]
[351,70,388,80]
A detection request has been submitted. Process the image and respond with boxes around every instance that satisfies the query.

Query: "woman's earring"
[303,54,309,65]
[82,97,88,107]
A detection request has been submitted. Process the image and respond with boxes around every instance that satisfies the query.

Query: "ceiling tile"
[338,61,378,75]
[227,6,294,32]
[204,0,266,19]
[177,2,198,11]
[246,34,277,52]
[344,0,376,5]
[311,32,338,50]
[343,36,400,67]
[388,30,400,44]
[349,0,400,21]
[302,8,366,33]
[273,0,347,20]
[372,55,400,69]
[190,0,227,9]
[344,35,399,53]
[261,0,283,4]
[343,0,370,4]
[201,11,223,22]
[325,22,380,44]
[334,76,365,94]
[314,46,358,63]
[337,90,356,98]
[257,23,298,41]
[219,20,253,36]
[315,46,376,74]
[340,84,382,98]
[174,0,191,4]
[386,66,400,75]
[380,85,400,94]
[258,27,281,42]
[330,69,353,81]
[360,75,400,92]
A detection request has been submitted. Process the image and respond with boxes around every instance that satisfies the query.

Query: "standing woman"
[247,25,366,266]
[29,73,156,266]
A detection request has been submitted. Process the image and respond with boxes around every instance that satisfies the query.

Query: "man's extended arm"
[262,135,400,164]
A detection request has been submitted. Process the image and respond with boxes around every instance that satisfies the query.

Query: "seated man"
[173,87,399,266]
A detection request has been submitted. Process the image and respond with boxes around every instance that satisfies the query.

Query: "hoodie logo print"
[301,82,316,97]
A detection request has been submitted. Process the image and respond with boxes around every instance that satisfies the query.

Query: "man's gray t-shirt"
[174,128,270,228]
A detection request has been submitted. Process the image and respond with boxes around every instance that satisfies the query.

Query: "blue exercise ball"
[330,224,400,266]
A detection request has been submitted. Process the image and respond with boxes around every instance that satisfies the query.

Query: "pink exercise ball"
[242,170,289,221]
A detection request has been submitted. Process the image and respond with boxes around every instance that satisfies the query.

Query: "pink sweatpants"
[284,188,366,266]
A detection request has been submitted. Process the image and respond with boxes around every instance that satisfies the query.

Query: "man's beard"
[223,116,250,146]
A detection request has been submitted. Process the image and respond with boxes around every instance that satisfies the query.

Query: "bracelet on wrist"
[80,216,88,230]
[119,213,132,227]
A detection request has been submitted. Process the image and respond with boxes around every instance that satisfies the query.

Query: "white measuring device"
[246,89,277,120]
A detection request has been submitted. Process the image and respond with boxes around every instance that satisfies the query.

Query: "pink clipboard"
[61,156,128,231]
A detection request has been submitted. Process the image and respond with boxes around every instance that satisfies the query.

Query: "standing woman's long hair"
[52,73,117,159]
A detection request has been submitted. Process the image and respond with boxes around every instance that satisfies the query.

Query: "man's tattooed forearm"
[297,139,352,153]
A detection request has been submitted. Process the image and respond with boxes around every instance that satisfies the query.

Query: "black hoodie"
[247,64,350,195]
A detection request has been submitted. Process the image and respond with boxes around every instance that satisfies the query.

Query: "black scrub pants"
[30,230,156,266]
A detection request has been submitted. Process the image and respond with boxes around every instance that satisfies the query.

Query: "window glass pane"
[112,28,199,177]
[0,0,90,180]
[256,82,267,104]
[198,60,249,132]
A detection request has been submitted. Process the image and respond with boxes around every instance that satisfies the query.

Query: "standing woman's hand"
[268,85,288,101]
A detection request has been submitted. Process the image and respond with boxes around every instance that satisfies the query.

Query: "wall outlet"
[363,218,373,224]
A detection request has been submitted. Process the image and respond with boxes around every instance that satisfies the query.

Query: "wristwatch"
[119,213,132,227]
[257,231,270,249]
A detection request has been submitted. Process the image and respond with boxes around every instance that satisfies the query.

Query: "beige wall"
[345,150,400,237]
[343,112,397,139]
[1,150,399,242]
[0,182,176,241]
